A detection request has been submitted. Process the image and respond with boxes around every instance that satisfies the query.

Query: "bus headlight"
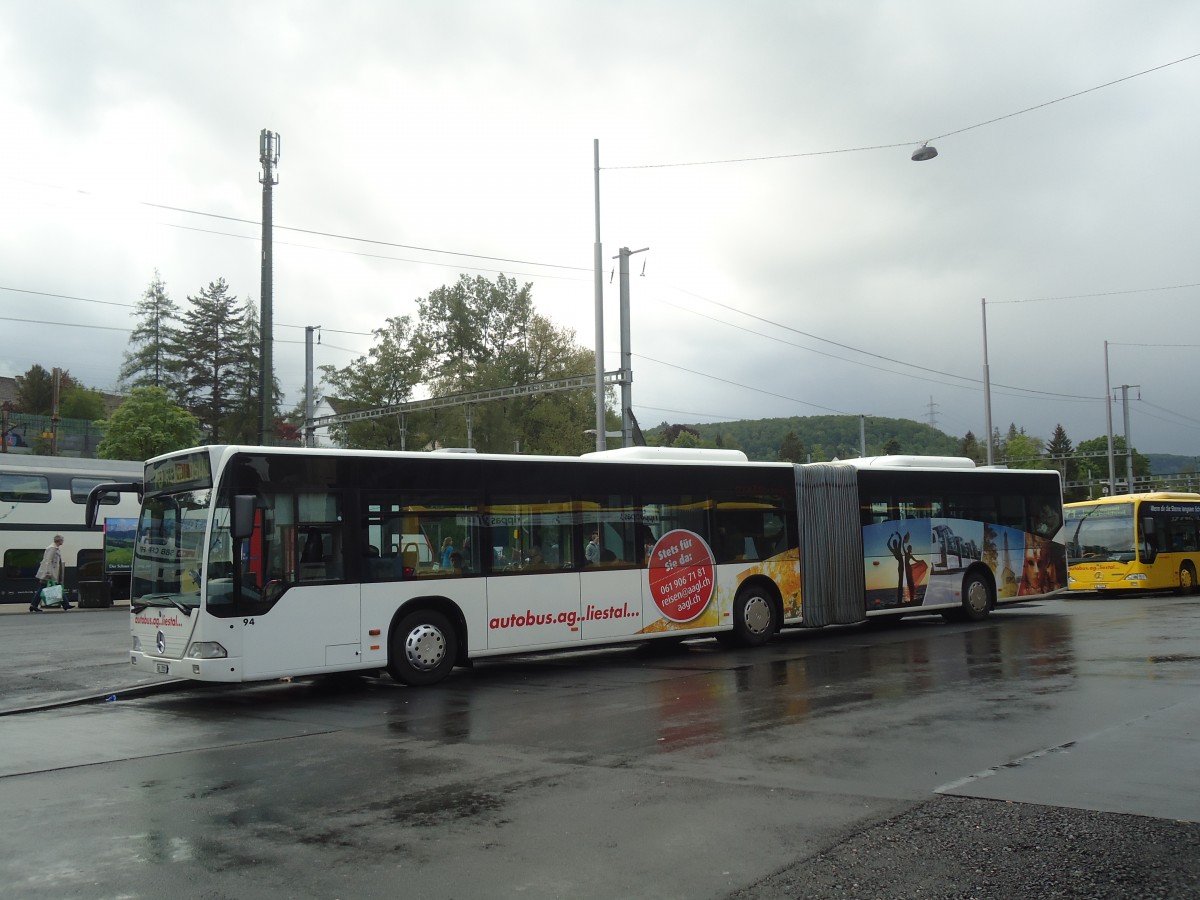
[186,641,228,659]
[1124,573,1148,582]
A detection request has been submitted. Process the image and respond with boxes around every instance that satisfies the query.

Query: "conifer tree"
[174,278,247,443]
[119,271,183,394]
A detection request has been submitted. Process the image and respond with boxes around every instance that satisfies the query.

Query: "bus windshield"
[1065,502,1135,563]
[131,488,214,610]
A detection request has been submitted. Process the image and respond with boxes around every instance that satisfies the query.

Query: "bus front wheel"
[1179,563,1197,596]
[730,583,778,647]
[390,609,457,686]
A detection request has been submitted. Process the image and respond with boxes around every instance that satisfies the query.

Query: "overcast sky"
[3,1,1199,456]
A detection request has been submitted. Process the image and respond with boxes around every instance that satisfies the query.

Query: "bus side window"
[997,494,1026,531]
[485,495,570,574]
[1031,494,1061,537]
[947,493,997,524]
[898,499,932,520]
[582,494,639,569]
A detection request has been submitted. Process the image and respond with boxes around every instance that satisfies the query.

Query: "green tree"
[991,426,1005,461]
[672,429,699,449]
[220,300,280,444]
[656,424,701,447]
[120,271,182,393]
[491,315,596,455]
[322,274,603,454]
[321,314,429,450]
[1045,424,1081,499]
[174,278,247,443]
[959,430,983,464]
[415,274,533,391]
[409,275,596,454]
[60,386,107,420]
[777,430,806,463]
[1075,435,1151,496]
[95,387,201,461]
[15,364,76,414]
[1003,432,1047,469]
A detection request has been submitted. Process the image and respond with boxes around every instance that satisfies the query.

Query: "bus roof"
[1065,491,1200,507]
[0,454,143,476]
[157,444,773,468]
[837,455,978,470]
[582,447,750,463]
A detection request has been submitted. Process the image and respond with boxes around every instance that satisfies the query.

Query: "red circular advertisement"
[647,529,715,623]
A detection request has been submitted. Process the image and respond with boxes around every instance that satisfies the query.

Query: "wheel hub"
[744,596,772,635]
[966,580,989,613]
[405,624,447,671]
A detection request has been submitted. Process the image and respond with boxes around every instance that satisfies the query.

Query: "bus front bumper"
[130,650,242,682]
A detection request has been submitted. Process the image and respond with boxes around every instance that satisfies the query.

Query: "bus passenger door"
[486,573,582,650]
[582,568,644,641]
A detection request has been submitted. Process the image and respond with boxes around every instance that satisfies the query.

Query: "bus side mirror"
[84,481,142,528]
[232,494,256,540]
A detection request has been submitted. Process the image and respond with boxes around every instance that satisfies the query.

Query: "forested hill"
[1145,454,1200,477]
[644,415,960,462]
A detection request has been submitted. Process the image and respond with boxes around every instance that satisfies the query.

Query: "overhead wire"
[7,42,1200,421]
[603,51,1200,169]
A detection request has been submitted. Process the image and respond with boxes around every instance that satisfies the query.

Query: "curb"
[0,678,192,717]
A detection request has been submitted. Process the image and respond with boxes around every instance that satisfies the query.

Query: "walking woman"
[30,533,72,612]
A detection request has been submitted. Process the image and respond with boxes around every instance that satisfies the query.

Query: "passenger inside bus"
[1035,503,1061,537]
[525,544,546,570]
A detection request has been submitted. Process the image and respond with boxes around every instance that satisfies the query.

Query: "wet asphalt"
[1,596,1199,898]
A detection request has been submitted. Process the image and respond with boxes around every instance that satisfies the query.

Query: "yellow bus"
[1064,492,1200,593]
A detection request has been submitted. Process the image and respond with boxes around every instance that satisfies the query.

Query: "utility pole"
[304,325,319,448]
[0,400,11,454]
[1120,384,1139,495]
[592,139,606,453]
[258,129,280,446]
[614,246,648,448]
[981,298,993,466]
[1104,341,1116,495]
[50,366,61,456]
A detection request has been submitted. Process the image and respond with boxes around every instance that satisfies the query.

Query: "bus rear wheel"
[1179,563,1197,596]
[730,583,778,647]
[958,571,993,622]
[389,609,457,686]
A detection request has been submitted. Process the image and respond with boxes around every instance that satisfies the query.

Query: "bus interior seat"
[365,557,392,580]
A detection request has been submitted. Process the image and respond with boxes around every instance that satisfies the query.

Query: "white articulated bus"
[93,445,1066,686]
[1,454,142,607]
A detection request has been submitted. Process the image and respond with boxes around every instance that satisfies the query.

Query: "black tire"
[389,609,457,686]
[1179,563,1197,596]
[959,570,993,622]
[730,582,778,647]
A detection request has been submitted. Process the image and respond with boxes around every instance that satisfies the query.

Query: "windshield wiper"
[130,594,194,616]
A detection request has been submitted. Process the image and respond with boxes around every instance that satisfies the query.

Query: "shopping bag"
[41,583,64,607]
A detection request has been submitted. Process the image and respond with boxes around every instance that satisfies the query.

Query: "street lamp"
[911,142,939,161]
